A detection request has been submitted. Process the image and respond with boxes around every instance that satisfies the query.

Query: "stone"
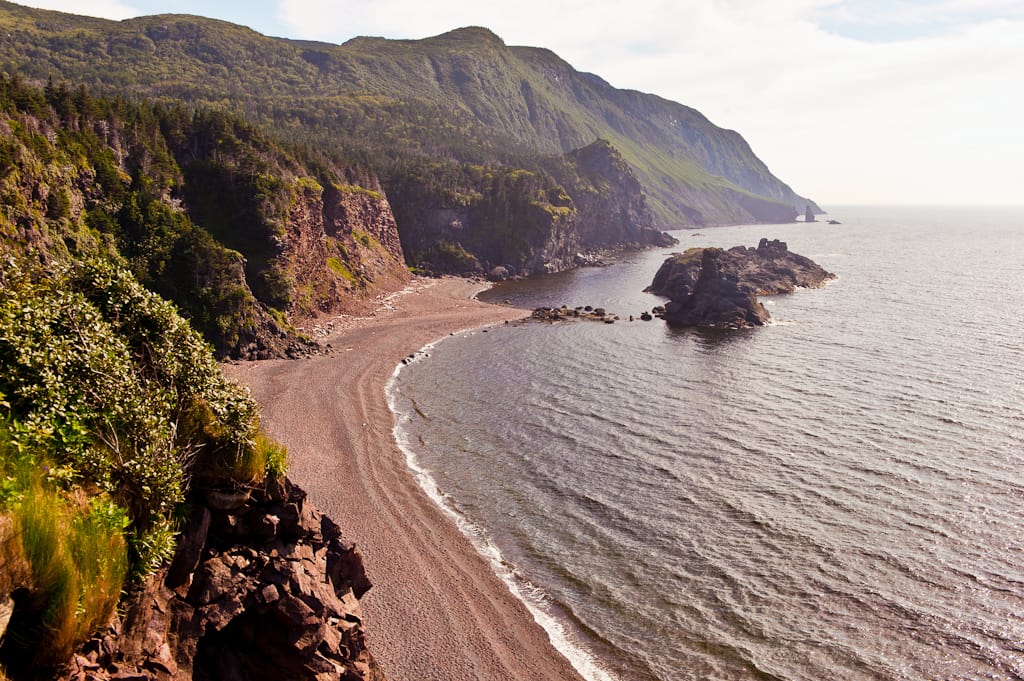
[326,543,372,598]
[253,513,280,541]
[320,515,343,542]
[166,505,211,591]
[261,584,280,604]
[60,478,378,681]
[0,594,14,642]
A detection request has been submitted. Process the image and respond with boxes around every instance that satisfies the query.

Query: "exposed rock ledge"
[61,480,382,681]
[646,238,835,328]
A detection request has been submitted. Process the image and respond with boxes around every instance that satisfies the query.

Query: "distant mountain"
[0,2,817,226]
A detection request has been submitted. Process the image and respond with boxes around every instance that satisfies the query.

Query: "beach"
[222,278,583,681]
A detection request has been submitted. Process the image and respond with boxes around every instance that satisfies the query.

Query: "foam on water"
[387,207,1024,680]
[386,348,620,681]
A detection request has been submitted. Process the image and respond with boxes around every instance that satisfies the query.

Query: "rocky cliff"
[392,140,676,278]
[549,140,678,251]
[58,479,383,681]
[0,77,410,358]
[648,238,834,328]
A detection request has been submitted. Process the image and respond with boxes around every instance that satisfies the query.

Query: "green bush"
[0,256,272,576]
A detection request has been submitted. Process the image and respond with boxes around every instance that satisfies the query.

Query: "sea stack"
[646,239,835,328]
[805,205,817,222]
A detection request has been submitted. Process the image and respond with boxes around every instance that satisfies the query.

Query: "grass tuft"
[3,483,128,671]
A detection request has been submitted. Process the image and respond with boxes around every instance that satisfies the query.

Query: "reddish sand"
[222,279,584,681]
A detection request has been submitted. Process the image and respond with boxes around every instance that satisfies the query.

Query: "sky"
[14,0,1024,207]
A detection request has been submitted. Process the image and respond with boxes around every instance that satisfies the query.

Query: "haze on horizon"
[13,0,1024,209]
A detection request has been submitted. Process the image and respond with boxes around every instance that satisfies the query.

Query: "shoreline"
[222,277,586,681]
[388,345,620,681]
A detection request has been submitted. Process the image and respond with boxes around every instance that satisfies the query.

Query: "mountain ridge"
[0,2,819,226]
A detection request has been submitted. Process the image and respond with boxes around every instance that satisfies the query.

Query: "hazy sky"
[16,0,1024,207]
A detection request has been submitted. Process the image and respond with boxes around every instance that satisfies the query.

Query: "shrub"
[0,256,272,572]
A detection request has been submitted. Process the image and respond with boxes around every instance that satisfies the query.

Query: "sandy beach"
[222,278,585,681]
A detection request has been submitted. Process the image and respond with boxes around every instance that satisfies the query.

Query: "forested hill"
[0,2,816,226]
[0,75,410,358]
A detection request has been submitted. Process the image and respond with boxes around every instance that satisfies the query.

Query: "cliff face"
[60,479,384,681]
[393,140,676,278]
[274,179,411,323]
[552,140,677,250]
[0,77,410,357]
[648,238,834,328]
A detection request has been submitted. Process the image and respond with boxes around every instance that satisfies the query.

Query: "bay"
[388,206,1024,680]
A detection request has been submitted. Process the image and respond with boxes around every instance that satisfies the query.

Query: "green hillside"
[0,2,815,226]
[0,74,409,358]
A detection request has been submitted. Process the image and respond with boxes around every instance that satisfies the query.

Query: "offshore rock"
[60,480,383,681]
[647,238,834,328]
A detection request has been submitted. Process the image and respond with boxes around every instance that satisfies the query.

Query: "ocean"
[387,206,1024,680]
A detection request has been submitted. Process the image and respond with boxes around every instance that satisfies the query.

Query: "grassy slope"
[0,4,815,226]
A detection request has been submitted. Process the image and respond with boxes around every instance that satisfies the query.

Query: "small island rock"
[646,238,834,329]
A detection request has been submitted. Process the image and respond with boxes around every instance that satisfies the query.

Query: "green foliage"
[352,229,379,250]
[425,240,481,272]
[234,433,288,485]
[294,175,323,194]
[326,256,357,283]
[0,256,293,673]
[260,434,288,482]
[0,256,270,561]
[334,183,382,201]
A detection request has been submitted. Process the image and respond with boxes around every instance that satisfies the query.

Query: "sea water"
[387,206,1024,680]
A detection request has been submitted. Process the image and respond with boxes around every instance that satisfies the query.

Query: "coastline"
[222,277,585,681]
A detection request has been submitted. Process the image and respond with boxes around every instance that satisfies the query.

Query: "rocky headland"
[60,479,381,681]
[646,238,835,328]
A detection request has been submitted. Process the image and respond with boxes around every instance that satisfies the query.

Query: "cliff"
[391,140,676,278]
[59,479,382,681]
[548,140,677,251]
[0,254,383,680]
[0,76,409,358]
[648,238,834,327]
[0,4,818,226]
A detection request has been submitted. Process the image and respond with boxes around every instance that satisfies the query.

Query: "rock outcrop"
[393,140,676,279]
[647,238,834,328]
[553,140,678,252]
[278,178,412,324]
[60,480,383,681]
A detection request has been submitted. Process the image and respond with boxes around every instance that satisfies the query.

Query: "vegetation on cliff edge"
[0,255,285,678]
[0,74,401,357]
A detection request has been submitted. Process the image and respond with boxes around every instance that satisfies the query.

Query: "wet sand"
[222,278,584,681]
